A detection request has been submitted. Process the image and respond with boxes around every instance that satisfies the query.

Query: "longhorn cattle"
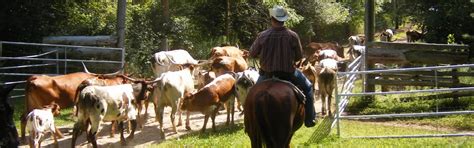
[71,82,150,147]
[406,30,423,42]
[150,49,198,77]
[21,72,94,141]
[235,68,259,112]
[181,73,237,133]
[210,46,249,60]
[318,59,338,116]
[302,42,344,67]
[26,102,61,148]
[150,64,195,139]
[380,29,394,42]
[0,84,19,147]
[211,56,248,76]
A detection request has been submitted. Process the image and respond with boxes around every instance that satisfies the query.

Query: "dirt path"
[18,105,245,148]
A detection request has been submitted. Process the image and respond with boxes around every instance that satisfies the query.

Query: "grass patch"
[153,120,473,147]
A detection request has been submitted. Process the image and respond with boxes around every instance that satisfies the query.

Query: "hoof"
[185,126,191,131]
[177,122,182,127]
[160,131,165,139]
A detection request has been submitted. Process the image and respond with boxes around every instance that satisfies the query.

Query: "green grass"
[153,119,473,147]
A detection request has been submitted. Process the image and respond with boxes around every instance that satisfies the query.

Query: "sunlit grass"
[153,119,473,147]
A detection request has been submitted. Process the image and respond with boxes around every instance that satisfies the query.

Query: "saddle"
[261,77,306,105]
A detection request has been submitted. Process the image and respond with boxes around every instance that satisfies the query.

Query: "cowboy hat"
[269,5,289,22]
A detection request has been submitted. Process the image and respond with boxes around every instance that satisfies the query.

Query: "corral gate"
[0,41,124,99]
[332,43,474,139]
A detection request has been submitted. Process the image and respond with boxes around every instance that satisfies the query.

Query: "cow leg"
[118,121,127,146]
[126,120,137,140]
[20,113,27,143]
[211,105,220,132]
[231,97,235,125]
[88,115,101,148]
[321,93,327,116]
[170,104,178,134]
[185,111,191,130]
[28,131,34,148]
[71,121,85,148]
[201,114,210,133]
[110,121,116,138]
[54,127,63,139]
[225,102,230,125]
[157,104,165,139]
[52,130,59,148]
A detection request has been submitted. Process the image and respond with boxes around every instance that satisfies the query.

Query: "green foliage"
[447,34,456,44]
[125,3,159,77]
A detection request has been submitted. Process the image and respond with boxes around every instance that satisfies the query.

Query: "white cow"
[150,64,195,139]
[151,49,198,77]
[348,45,365,60]
[26,103,61,148]
[71,82,149,147]
[318,59,338,116]
[235,68,259,112]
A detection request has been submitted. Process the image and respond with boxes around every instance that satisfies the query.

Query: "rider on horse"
[249,5,317,127]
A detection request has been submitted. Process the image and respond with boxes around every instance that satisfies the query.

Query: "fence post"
[56,50,59,74]
[64,48,67,74]
[335,75,341,137]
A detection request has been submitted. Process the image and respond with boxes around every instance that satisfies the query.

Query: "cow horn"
[121,75,137,82]
[145,74,164,85]
[100,68,124,77]
[82,62,94,74]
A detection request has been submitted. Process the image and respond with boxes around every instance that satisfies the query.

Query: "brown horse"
[244,79,305,148]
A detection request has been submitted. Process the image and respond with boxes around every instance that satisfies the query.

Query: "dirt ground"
[18,99,324,148]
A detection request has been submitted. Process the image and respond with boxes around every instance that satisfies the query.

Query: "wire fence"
[0,41,124,98]
[334,63,474,139]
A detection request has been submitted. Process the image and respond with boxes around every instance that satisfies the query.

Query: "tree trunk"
[161,0,169,51]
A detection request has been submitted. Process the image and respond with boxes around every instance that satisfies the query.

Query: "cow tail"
[256,92,272,147]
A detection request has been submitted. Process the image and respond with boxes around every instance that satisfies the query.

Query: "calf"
[151,64,195,139]
[211,56,248,76]
[26,102,61,148]
[181,73,237,133]
[318,59,338,116]
[235,68,259,112]
[71,82,149,147]
[348,45,365,61]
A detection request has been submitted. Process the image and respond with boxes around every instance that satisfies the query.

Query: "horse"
[244,78,305,148]
[0,84,20,147]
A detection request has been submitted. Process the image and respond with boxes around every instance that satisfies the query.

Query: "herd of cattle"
[1,29,424,147]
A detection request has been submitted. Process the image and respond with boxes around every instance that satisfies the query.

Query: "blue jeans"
[257,69,316,123]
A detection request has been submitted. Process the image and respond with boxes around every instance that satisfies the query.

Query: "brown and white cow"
[150,64,195,139]
[211,56,248,76]
[71,82,150,147]
[180,73,237,133]
[406,30,423,42]
[318,59,338,116]
[20,66,124,141]
[26,102,61,148]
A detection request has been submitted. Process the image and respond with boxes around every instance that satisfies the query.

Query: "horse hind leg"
[321,93,327,116]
